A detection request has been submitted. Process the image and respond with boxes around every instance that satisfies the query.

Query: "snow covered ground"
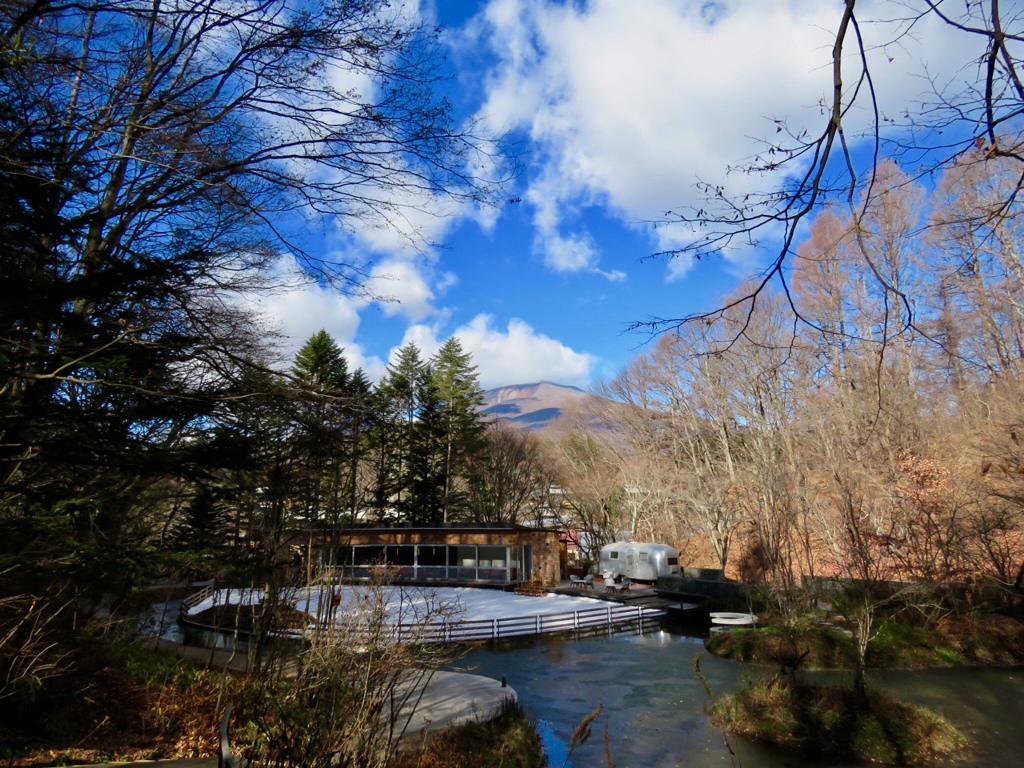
[185,585,607,627]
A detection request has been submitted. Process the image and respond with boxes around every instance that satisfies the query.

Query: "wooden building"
[297,524,563,587]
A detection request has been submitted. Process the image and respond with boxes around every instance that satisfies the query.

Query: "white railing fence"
[180,582,218,613]
[180,590,666,644]
[388,603,665,643]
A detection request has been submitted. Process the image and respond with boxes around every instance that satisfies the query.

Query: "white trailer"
[599,542,679,582]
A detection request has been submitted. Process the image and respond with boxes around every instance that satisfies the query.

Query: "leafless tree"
[545,427,624,562]
[645,0,1024,345]
[467,421,549,524]
[1,0,508,488]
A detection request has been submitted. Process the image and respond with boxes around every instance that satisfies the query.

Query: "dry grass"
[2,639,241,765]
[4,641,546,768]
[391,698,545,768]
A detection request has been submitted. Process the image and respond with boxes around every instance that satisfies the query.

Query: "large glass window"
[417,545,447,566]
[477,545,508,583]
[353,545,385,565]
[451,545,477,567]
[385,545,415,566]
[337,540,525,584]
[509,545,530,581]
[330,546,354,566]
[479,545,506,567]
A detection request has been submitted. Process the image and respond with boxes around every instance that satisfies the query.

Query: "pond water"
[453,622,1024,768]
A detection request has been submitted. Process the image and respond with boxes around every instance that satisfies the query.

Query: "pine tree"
[339,368,374,526]
[430,338,486,522]
[290,331,351,526]
[406,373,446,525]
[293,330,349,392]
[374,343,429,522]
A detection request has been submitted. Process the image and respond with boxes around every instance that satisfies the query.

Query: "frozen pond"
[456,625,1024,768]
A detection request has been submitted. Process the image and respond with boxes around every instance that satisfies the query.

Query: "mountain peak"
[480,382,591,432]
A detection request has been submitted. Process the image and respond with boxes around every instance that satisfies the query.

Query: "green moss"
[706,626,856,670]
[932,646,960,665]
[866,622,936,668]
[711,678,968,765]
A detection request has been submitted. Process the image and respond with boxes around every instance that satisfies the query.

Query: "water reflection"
[872,668,1024,766]
[454,622,1024,768]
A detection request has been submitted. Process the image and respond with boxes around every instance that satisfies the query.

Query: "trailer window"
[609,551,619,559]
[640,552,649,561]
[667,557,679,566]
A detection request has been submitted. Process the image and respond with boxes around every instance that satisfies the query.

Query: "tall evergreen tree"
[291,330,351,526]
[293,330,349,392]
[374,343,429,522]
[292,333,374,526]
[338,368,374,526]
[430,338,486,522]
[406,374,447,525]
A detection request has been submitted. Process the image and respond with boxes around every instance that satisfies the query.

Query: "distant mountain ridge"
[479,382,591,432]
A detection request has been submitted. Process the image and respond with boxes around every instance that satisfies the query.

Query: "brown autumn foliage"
[547,153,1024,630]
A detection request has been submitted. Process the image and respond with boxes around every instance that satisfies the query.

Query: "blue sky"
[244,0,976,390]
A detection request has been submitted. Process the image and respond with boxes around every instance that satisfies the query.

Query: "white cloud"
[328,176,484,325]
[240,277,596,389]
[364,258,450,322]
[347,187,466,257]
[240,262,386,379]
[395,323,446,363]
[401,314,597,389]
[540,230,599,272]
[665,254,697,283]
[473,0,973,282]
[475,1,837,262]
[599,268,627,282]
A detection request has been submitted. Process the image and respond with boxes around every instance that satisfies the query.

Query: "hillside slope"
[479,382,593,432]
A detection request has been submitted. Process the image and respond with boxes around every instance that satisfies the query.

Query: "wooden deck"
[553,581,708,621]
[553,581,669,608]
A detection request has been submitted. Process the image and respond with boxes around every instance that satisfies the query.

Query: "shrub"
[393,698,544,768]
[711,677,968,764]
